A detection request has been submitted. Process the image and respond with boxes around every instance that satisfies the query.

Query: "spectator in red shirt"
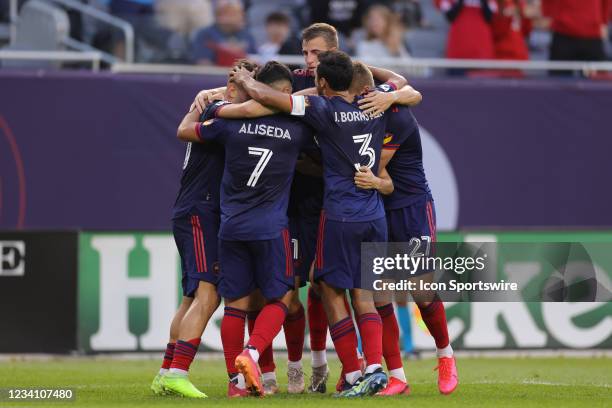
[492,0,532,60]
[438,0,498,59]
[542,0,612,73]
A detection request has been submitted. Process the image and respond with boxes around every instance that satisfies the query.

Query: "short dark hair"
[255,61,293,86]
[349,61,374,94]
[316,50,353,91]
[266,11,290,25]
[301,23,339,48]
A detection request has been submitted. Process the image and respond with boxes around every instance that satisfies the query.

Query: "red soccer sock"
[169,338,201,372]
[247,301,288,355]
[161,342,175,369]
[357,313,383,367]
[284,303,306,362]
[376,303,403,371]
[221,306,246,375]
[418,300,449,349]
[329,317,360,374]
[308,287,328,351]
[248,310,276,373]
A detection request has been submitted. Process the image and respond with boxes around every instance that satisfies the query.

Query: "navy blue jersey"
[172,103,225,218]
[289,68,324,218]
[292,68,315,92]
[290,94,387,222]
[196,110,315,240]
[383,104,432,210]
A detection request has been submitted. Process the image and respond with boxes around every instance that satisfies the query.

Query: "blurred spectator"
[492,0,531,60]
[109,0,184,61]
[438,0,497,59]
[156,0,213,37]
[356,5,411,58]
[308,0,368,51]
[387,0,424,28]
[191,0,256,66]
[542,0,611,72]
[257,11,301,61]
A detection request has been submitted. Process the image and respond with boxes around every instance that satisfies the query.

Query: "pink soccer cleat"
[227,381,249,398]
[435,357,458,395]
[235,350,264,397]
[376,376,411,396]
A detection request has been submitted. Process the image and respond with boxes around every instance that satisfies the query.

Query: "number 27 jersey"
[290,95,387,222]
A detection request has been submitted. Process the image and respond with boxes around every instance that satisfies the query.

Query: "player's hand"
[354,166,380,190]
[193,90,220,114]
[230,66,255,86]
[358,91,396,117]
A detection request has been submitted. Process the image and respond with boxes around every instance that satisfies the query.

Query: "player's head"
[255,61,293,94]
[349,61,375,95]
[301,23,339,73]
[314,50,353,95]
[227,58,258,103]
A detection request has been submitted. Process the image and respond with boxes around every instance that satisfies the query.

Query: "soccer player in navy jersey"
[177,61,315,398]
[189,22,415,394]
[218,50,391,398]
[290,24,416,393]
[351,63,459,396]
[216,50,424,397]
[149,60,258,399]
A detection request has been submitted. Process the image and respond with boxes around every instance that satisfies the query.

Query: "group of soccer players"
[150,22,458,399]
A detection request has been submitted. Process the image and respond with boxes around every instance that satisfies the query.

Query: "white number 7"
[247,147,273,187]
[352,133,375,169]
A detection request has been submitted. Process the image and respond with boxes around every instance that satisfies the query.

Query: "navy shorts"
[218,229,294,300]
[314,212,387,289]
[172,213,220,297]
[386,197,437,276]
[289,215,319,287]
[386,196,437,242]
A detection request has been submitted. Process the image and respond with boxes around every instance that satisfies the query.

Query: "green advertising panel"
[78,231,612,352]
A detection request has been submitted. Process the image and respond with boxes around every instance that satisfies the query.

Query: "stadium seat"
[1,0,69,68]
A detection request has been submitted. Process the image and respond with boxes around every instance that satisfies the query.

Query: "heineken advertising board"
[78,232,612,352]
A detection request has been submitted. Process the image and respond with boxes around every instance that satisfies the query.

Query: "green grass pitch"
[0,356,610,407]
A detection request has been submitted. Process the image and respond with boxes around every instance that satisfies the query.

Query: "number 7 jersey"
[290,94,387,222]
[196,104,315,241]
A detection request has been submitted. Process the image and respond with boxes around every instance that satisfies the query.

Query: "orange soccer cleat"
[435,356,458,395]
[376,376,411,396]
[235,350,264,397]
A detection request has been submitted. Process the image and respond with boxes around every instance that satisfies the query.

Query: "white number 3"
[352,133,375,169]
[247,147,273,187]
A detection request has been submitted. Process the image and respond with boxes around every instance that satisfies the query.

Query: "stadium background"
[0,0,610,358]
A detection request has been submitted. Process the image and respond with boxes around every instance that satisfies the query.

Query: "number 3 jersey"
[290,94,387,222]
[197,102,315,241]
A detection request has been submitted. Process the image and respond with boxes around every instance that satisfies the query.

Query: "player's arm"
[379,148,395,169]
[358,85,422,116]
[192,86,227,113]
[368,65,407,90]
[214,99,277,119]
[177,107,203,142]
[231,67,292,113]
[354,165,394,195]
